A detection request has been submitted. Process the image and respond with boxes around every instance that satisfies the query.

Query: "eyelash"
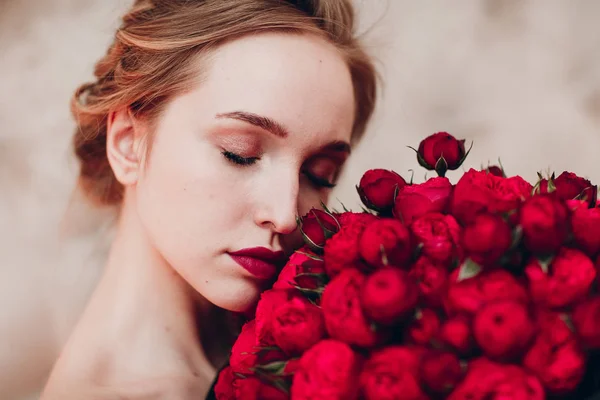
[221,150,337,189]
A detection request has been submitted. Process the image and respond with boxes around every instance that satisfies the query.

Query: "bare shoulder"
[42,376,210,400]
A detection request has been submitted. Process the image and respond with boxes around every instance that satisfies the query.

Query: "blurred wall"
[1,0,599,398]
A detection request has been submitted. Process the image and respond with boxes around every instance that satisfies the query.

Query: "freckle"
[165,326,171,332]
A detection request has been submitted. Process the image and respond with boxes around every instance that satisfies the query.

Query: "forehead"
[184,32,356,147]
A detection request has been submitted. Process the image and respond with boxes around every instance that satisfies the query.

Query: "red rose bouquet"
[215,132,600,400]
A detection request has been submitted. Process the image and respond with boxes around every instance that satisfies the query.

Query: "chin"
[198,277,264,313]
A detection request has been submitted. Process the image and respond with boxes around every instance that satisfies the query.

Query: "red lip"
[229,247,287,280]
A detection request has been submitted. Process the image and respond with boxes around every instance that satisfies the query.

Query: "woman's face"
[135,32,355,312]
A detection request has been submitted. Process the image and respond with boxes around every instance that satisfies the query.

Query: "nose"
[253,169,299,235]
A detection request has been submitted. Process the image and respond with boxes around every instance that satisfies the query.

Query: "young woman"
[40,1,377,398]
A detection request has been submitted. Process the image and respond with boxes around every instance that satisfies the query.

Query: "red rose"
[407,308,441,345]
[462,213,512,267]
[394,177,453,225]
[233,377,288,400]
[357,169,407,211]
[274,250,326,291]
[410,256,449,308]
[520,194,570,254]
[299,208,340,251]
[572,295,600,349]
[411,213,462,267]
[451,169,532,225]
[361,267,419,325]
[540,171,597,207]
[230,320,284,376]
[445,269,529,316]
[214,366,235,400]
[449,358,545,400]
[321,268,382,347]
[337,211,378,227]
[485,165,505,178]
[360,346,428,400]
[419,350,465,395]
[255,289,292,346]
[291,339,362,400]
[230,320,259,375]
[271,293,326,356]
[439,314,475,356]
[417,131,467,175]
[523,311,586,394]
[525,248,596,309]
[358,219,412,269]
[571,206,600,258]
[323,213,376,277]
[473,300,536,360]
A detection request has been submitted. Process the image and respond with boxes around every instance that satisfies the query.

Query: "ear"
[106,107,146,187]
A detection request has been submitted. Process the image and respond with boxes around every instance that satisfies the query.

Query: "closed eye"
[222,150,259,166]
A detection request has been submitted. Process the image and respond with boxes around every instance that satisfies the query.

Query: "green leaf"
[457,259,483,281]
[407,169,415,185]
[252,361,288,375]
[380,244,389,266]
[560,313,576,333]
[294,250,323,261]
[408,145,434,170]
[510,225,523,249]
[435,155,448,178]
[457,140,474,167]
[537,255,554,274]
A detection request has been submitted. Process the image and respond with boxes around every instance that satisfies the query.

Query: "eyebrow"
[214,110,351,154]
[215,110,289,138]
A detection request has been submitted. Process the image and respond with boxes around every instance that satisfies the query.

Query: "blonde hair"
[73,0,378,206]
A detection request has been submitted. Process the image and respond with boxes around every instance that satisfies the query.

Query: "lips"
[229,247,287,280]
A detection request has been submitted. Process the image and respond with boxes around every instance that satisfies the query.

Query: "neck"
[54,194,215,387]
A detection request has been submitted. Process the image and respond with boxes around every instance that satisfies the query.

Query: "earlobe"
[106,107,144,187]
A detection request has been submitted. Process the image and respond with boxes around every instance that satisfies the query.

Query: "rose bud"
[485,165,505,177]
[358,219,412,269]
[572,296,600,349]
[445,269,529,316]
[357,169,407,212]
[393,177,453,225]
[416,131,467,177]
[525,248,596,309]
[523,312,586,395]
[439,314,475,356]
[571,206,600,258]
[411,213,462,268]
[292,339,362,400]
[419,350,465,395]
[271,293,326,356]
[462,213,512,267]
[451,169,532,225]
[361,268,419,326]
[360,346,427,400]
[214,366,236,400]
[255,289,292,346]
[449,358,545,400]
[407,308,441,345]
[540,171,597,207]
[273,249,324,291]
[298,208,340,252]
[520,193,570,255]
[473,300,536,360]
[321,268,382,348]
[323,213,377,277]
[233,377,288,400]
[409,256,449,308]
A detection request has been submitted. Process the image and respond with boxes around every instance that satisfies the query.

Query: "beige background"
[1,0,599,398]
